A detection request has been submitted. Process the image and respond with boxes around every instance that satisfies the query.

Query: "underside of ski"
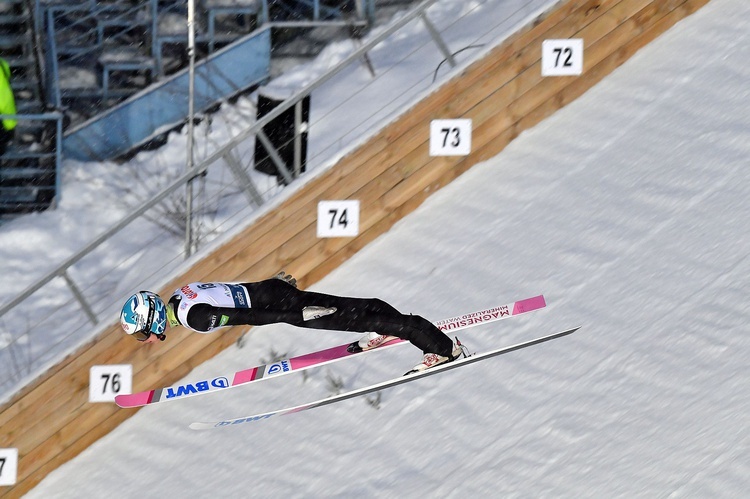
[189,325,580,430]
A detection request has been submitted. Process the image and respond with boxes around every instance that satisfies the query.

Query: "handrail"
[200,0,440,170]
[0,153,199,320]
[0,0,444,327]
[45,0,367,66]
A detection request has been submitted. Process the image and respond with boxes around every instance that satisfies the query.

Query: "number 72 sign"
[542,39,584,76]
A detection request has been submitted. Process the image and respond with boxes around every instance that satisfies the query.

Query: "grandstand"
[0,0,414,215]
[0,0,58,215]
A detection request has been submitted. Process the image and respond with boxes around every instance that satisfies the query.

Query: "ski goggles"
[132,330,166,342]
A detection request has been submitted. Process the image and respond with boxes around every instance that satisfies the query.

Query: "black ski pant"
[192,278,454,356]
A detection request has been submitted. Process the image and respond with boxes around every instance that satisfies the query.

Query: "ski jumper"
[168,278,454,356]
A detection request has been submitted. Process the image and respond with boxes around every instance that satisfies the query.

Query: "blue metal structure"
[63,28,272,161]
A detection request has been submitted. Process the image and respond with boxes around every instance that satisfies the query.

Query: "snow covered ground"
[13,0,750,496]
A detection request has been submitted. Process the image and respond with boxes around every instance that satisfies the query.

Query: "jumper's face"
[141,333,164,344]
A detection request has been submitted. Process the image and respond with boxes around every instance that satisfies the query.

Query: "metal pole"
[294,100,302,177]
[54,114,63,209]
[61,270,98,325]
[185,0,196,257]
[420,12,455,68]
[256,130,294,184]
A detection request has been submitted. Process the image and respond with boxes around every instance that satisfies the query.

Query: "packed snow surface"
[15,0,750,496]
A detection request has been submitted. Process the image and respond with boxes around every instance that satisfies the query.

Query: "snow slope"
[22,0,750,496]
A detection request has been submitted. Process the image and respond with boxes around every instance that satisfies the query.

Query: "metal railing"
[0,0,445,325]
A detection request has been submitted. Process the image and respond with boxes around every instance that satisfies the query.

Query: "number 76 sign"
[89,364,132,403]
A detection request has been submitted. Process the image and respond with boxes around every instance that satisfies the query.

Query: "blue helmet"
[120,291,167,341]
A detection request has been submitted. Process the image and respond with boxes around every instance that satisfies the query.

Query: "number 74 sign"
[317,200,360,238]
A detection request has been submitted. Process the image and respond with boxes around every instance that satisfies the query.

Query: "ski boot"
[404,338,467,375]
[347,332,399,353]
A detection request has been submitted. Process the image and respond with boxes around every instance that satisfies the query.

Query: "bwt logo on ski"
[437,305,510,331]
[266,360,291,376]
[166,377,229,399]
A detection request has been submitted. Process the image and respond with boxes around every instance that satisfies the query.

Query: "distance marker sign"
[541,39,584,76]
[0,448,18,486]
[317,200,360,238]
[430,119,472,156]
[90,364,132,403]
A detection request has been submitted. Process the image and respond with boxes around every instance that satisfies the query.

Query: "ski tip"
[543,325,580,341]
[114,391,151,408]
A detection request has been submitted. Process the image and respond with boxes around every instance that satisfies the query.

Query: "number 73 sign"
[430,119,472,156]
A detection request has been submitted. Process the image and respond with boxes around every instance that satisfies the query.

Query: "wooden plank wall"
[0,0,710,496]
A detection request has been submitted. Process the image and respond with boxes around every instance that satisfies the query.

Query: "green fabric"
[0,58,17,131]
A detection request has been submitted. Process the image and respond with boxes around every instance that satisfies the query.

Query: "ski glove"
[273,271,297,288]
